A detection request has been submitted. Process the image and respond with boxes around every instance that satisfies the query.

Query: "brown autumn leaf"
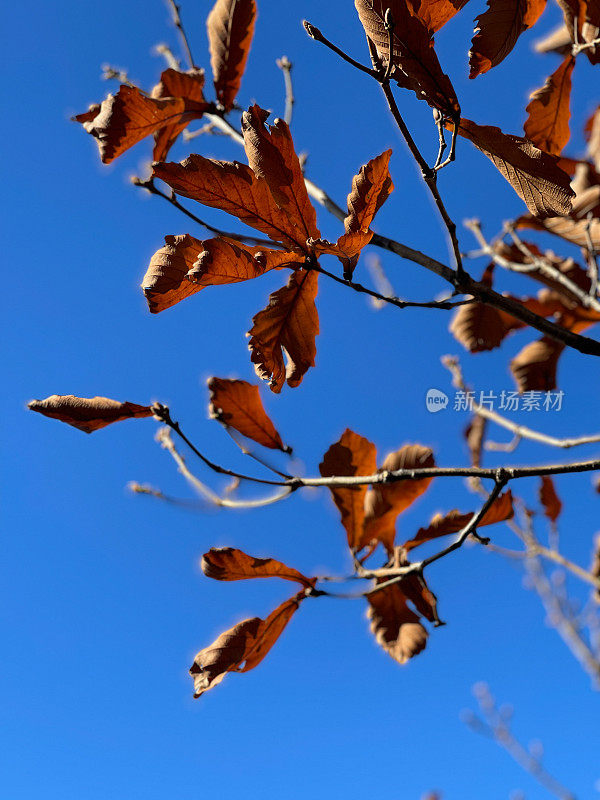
[367,579,428,664]
[408,0,471,33]
[469,0,547,79]
[319,429,378,552]
[336,149,394,277]
[150,68,210,161]
[363,445,436,554]
[524,55,575,156]
[455,118,574,218]
[189,591,304,697]
[354,0,460,119]
[241,105,320,242]
[465,413,487,468]
[207,377,289,451]
[510,336,565,391]
[153,156,308,252]
[201,547,314,587]
[402,491,514,551]
[539,476,562,522]
[514,213,600,249]
[76,85,192,164]
[142,234,301,314]
[207,0,257,111]
[28,395,153,433]
[248,268,319,393]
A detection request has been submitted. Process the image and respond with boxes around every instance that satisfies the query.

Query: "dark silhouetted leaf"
[539,476,562,522]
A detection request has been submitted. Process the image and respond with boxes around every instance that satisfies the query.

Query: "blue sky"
[3,1,600,798]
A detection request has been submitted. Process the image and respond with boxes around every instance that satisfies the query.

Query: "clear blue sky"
[3,1,599,798]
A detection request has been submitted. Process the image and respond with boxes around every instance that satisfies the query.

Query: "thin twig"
[276,56,295,126]
[302,21,378,79]
[166,0,197,70]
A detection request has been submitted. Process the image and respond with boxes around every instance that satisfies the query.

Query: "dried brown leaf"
[355,0,460,118]
[319,429,378,552]
[585,105,600,172]
[363,445,436,554]
[539,476,562,522]
[524,55,575,156]
[150,68,209,161]
[189,591,304,697]
[201,547,314,587]
[28,395,153,433]
[153,156,308,251]
[469,0,547,78]
[402,491,514,551]
[456,118,574,218]
[510,336,565,391]
[241,105,319,241]
[408,0,471,33]
[248,269,319,393]
[207,377,288,451]
[142,234,301,313]
[367,580,428,664]
[207,0,257,111]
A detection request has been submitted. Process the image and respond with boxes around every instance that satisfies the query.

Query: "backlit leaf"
[319,429,378,552]
[510,336,565,391]
[201,547,314,586]
[367,580,428,664]
[28,395,153,433]
[207,377,289,451]
[408,0,471,33]
[189,591,304,697]
[524,55,575,156]
[207,0,257,111]
[539,476,562,522]
[248,269,319,393]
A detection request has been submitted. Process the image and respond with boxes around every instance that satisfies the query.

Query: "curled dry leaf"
[241,105,319,242]
[142,234,301,313]
[510,336,565,392]
[539,476,562,522]
[367,580,428,664]
[207,377,289,451]
[402,490,514,551]
[336,149,394,277]
[363,444,436,554]
[354,0,460,118]
[207,0,257,111]
[455,118,573,218]
[248,269,319,393]
[319,429,378,552]
[469,0,547,79]
[150,68,210,161]
[514,213,600,249]
[408,0,471,33]
[190,591,304,698]
[75,83,207,164]
[153,156,308,252]
[28,395,153,433]
[201,547,314,587]
[524,55,575,157]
